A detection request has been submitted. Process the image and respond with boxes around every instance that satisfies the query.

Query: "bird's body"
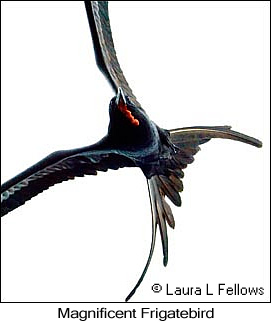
[1,1,262,301]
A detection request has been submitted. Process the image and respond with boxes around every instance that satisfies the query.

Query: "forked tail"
[125,180,158,302]
[125,125,261,301]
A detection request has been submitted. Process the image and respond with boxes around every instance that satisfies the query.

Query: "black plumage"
[1,1,262,301]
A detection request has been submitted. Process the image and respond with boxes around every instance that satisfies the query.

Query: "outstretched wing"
[126,125,262,301]
[1,144,134,217]
[84,1,141,107]
[150,126,262,261]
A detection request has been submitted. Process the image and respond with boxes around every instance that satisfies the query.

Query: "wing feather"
[1,146,134,217]
[84,1,141,107]
[126,125,262,300]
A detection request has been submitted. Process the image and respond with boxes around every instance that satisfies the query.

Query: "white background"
[1,0,270,321]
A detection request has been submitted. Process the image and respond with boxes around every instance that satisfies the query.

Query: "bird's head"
[109,87,140,127]
[108,87,156,149]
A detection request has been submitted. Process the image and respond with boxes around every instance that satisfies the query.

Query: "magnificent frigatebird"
[1,2,262,301]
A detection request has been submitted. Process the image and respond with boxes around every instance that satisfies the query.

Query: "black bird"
[1,1,262,301]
